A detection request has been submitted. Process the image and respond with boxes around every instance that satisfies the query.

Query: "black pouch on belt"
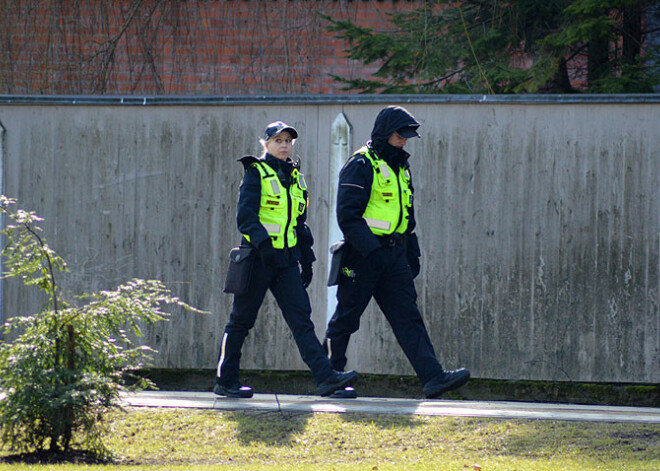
[327,240,345,286]
[223,246,255,295]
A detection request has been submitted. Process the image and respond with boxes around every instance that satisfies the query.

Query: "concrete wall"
[0,95,658,384]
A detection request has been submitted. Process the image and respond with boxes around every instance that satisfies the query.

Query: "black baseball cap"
[264,121,298,140]
[396,125,420,139]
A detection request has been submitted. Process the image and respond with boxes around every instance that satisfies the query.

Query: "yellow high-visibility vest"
[243,161,308,249]
[359,146,412,236]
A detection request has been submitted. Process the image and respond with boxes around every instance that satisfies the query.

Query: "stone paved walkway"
[121,391,660,424]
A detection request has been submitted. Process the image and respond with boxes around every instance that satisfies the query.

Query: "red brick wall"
[0,0,419,95]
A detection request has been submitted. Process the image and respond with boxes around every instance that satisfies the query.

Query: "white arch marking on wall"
[327,113,352,323]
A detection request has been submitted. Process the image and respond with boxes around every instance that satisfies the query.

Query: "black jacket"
[337,106,420,258]
[237,153,315,267]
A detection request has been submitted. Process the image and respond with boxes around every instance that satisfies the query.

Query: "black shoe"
[423,368,470,399]
[214,382,253,398]
[329,386,358,399]
[318,370,358,396]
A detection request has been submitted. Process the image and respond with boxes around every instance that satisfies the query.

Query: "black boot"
[214,380,253,399]
[317,370,358,396]
[423,368,470,399]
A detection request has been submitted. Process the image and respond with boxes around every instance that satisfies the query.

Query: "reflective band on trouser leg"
[216,332,228,378]
[364,218,391,232]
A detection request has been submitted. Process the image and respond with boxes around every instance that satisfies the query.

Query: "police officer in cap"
[215,121,358,398]
[324,106,470,399]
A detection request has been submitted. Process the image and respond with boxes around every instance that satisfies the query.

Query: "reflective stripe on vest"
[359,147,412,236]
[243,161,307,249]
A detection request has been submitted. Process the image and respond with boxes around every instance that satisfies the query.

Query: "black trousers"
[217,261,334,386]
[324,244,444,385]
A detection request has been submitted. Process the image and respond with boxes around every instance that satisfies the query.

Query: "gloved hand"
[365,247,386,273]
[259,239,278,268]
[301,263,313,288]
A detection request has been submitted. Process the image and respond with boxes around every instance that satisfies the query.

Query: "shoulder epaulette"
[349,151,368,166]
[238,155,260,170]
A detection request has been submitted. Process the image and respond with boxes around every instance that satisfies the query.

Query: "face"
[265,131,294,160]
[387,131,408,149]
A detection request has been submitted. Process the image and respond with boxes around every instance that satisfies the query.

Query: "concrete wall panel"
[0,96,657,384]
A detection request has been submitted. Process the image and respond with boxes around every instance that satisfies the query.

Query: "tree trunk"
[539,57,575,93]
[588,35,610,86]
[622,2,643,65]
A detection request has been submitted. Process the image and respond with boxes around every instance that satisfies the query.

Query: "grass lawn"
[1,406,659,470]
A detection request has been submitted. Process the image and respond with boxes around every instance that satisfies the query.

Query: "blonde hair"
[259,132,295,158]
[259,137,268,157]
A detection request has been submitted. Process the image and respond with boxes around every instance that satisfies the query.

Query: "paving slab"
[121,391,660,424]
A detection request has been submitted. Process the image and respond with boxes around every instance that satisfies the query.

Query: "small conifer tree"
[0,196,202,457]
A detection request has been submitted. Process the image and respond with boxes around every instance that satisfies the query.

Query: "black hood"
[370,106,420,147]
[369,106,420,167]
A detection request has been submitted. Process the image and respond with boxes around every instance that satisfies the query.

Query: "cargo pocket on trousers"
[223,246,255,295]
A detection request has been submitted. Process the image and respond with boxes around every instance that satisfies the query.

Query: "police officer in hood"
[324,106,470,399]
[215,121,357,398]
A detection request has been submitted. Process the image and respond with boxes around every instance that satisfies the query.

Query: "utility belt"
[376,233,405,247]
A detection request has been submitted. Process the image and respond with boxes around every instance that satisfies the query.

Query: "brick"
[1,0,602,95]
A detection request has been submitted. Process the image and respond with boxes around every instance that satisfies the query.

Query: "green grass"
[1,407,659,470]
